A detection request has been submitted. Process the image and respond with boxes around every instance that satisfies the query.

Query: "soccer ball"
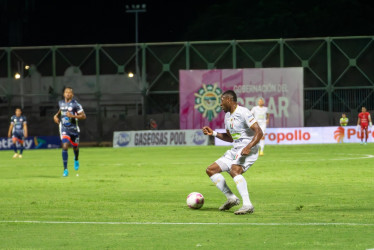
[186,192,204,209]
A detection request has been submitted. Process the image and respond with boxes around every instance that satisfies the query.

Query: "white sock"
[210,173,235,199]
[233,175,252,207]
[260,140,265,152]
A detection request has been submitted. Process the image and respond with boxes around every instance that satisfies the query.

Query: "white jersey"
[224,105,258,148]
[251,106,268,125]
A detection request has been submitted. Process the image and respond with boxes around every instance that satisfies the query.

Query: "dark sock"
[62,150,68,170]
[73,147,79,161]
[20,145,24,154]
[13,143,17,153]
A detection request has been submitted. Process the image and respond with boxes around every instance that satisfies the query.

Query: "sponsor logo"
[194,84,222,121]
[193,131,206,145]
[34,136,46,149]
[134,132,168,146]
[266,130,311,143]
[334,127,345,143]
[117,133,130,146]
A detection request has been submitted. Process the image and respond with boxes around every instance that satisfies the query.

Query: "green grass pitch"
[1,144,374,249]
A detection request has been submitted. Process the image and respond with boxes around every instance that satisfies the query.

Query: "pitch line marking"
[270,153,374,162]
[1,221,374,226]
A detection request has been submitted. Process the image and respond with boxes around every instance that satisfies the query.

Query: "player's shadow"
[33,175,63,178]
[199,207,234,212]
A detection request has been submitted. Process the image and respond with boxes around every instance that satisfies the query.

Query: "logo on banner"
[193,131,206,145]
[117,133,131,146]
[334,127,345,143]
[34,136,46,149]
[194,84,222,121]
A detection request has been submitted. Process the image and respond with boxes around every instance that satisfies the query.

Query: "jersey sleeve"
[243,108,257,128]
[23,116,27,124]
[10,116,14,124]
[76,102,84,113]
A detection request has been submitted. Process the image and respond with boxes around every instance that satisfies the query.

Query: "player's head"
[63,86,74,100]
[221,90,237,112]
[15,107,22,116]
[361,106,367,112]
[342,113,346,118]
[257,98,265,106]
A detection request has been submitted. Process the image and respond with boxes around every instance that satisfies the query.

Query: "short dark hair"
[63,86,73,92]
[222,90,237,102]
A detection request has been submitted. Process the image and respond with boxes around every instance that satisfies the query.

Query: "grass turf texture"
[1,144,374,249]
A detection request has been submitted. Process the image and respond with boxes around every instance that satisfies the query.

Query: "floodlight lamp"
[14,73,21,79]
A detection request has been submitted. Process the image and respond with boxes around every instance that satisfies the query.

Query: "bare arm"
[241,122,264,156]
[266,113,270,125]
[8,124,13,138]
[54,110,61,124]
[357,117,360,126]
[202,126,233,143]
[66,111,86,120]
[23,122,28,138]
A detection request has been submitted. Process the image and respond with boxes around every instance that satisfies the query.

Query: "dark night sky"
[1,0,374,47]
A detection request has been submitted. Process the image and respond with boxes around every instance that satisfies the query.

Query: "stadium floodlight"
[14,73,21,79]
[125,4,146,80]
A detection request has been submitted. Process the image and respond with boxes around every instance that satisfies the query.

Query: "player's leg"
[259,124,266,155]
[73,146,79,170]
[206,157,240,210]
[69,132,80,171]
[230,165,254,215]
[62,142,69,176]
[229,146,259,215]
[360,126,364,144]
[364,127,368,144]
[18,136,25,158]
[18,142,24,158]
[11,137,18,158]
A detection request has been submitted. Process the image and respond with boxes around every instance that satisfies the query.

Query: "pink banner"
[179,68,303,129]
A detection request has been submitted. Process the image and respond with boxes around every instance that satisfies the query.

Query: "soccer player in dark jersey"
[53,87,86,177]
[8,108,28,158]
[357,106,372,145]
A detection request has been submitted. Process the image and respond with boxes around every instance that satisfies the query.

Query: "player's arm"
[67,110,86,120]
[241,122,263,156]
[8,123,13,138]
[266,113,270,125]
[369,115,372,127]
[23,122,28,138]
[54,109,61,124]
[202,126,233,142]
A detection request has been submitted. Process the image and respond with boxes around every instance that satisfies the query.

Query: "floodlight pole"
[126,4,147,125]
[125,4,146,85]
[17,61,24,109]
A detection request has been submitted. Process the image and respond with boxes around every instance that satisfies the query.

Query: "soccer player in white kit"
[202,90,263,215]
[251,98,269,156]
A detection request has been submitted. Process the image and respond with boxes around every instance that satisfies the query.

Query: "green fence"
[1,36,373,140]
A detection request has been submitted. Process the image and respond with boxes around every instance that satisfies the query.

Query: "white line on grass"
[1,221,374,226]
[270,154,374,162]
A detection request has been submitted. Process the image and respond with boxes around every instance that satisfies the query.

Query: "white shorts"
[258,122,266,134]
[215,144,259,173]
